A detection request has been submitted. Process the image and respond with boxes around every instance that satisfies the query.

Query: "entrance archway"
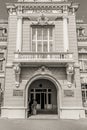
[28,79,57,114]
[26,75,61,117]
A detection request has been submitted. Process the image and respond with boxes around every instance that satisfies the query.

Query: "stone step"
[28,114,59,120]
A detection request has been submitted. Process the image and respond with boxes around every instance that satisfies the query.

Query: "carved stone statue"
[14,64,21,87]
[66,63,74,75]
[66,63,74,86]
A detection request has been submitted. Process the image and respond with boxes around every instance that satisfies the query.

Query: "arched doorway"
[27,77,60,117]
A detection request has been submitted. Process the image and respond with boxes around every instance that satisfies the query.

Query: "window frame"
[31,26,54,52]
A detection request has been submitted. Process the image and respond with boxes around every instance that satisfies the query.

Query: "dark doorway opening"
[41,93,44,109]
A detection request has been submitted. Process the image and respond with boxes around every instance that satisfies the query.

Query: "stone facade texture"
[0,0,87,119]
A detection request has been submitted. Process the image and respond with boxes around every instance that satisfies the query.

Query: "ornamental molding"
[6,2,79,15]
[34,66,52,76]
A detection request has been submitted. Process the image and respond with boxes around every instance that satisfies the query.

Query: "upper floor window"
[81,83,87,106]
[32,26,53,52]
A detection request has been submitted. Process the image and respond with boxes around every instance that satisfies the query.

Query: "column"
[16,17,22,51]
[63,16,69,52]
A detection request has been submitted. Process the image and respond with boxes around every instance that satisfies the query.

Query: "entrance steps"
[28,115,59,120]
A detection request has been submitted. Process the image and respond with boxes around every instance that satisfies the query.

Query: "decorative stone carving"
[66,63,74,75]
[34,66,52,76]
[66,63,74,87]
[7,6,16,15]
[14,64,21,87]
[32,14,54,26]
[6,1,79,17]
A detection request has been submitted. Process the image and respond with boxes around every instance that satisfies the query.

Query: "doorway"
[28,79,58,115]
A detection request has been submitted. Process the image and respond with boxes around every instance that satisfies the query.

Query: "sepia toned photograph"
[0,0,87,130]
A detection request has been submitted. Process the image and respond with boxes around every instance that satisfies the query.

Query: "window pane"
[31,93,34,100]
[45,93,47,104]
[36,93,40,104]
[37,28,42,40]
[32,42,36,52]
[37,41,42,52]
[48,89,51,92]
[0,62,3,70]
[48,93,51,104]
[49,28,53,40]
[32,28,36,40]
[43,41,48,52]
[82,91,85,98]
[49,41,53,52]
[43,28,48,40]
[31,89,34,92]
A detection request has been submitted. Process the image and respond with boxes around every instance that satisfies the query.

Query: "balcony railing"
[14,52,73,64]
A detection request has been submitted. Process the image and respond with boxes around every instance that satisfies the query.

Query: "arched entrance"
[26,75,61,117]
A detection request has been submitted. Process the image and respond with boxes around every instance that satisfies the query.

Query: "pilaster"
[16,17,23,52]
[63,16,69,52]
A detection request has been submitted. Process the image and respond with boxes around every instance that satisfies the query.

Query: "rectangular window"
[81,84,87,105]
[32,26,53,52]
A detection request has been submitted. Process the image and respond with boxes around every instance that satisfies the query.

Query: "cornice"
[6,2,71,10]
[6,1,79,16]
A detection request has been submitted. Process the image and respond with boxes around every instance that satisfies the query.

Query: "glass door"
[30,88,52,110]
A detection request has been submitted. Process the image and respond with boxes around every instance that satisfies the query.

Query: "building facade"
[0,0,87,119]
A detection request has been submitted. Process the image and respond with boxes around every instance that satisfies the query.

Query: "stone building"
[77,20,87,111]
[0,0,87,119]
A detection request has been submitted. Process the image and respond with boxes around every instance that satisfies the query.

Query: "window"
[81,84,87,106]
[0,62,3,71]
[32,26,53,52]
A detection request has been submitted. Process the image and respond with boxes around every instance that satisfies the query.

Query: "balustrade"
[15,52,73,62]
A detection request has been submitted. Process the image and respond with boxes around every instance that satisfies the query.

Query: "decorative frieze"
[6,1,79,16]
